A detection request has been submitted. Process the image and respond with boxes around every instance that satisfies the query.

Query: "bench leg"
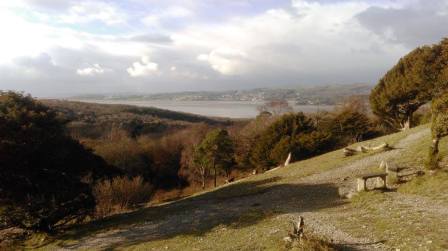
[357,178,366,192]
[386,171,398,186]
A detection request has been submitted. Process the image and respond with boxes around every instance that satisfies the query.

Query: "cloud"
[2,0,448,97]
[76,64,107,76]
[11,53,68,78]
[356,1,448,47]
[128,34,173,44]
[141,6,194,28]
[21,0,75,11]
[127,56,159,77]
[59,1,127,25]
[198,48,248,75]
[182,0,403,81]
[163,6,194,18]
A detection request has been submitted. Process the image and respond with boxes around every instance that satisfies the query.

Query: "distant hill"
[71,83,373,105]
[295,83,372,105]
[41,99,231,139]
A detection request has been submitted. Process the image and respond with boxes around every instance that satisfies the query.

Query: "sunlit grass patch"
[125,213,336,251]
[399,170,448,201]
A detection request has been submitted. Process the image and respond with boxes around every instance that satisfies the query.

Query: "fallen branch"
[291,216,304,240]
[224,177,235,184]
[343,142,390,156]
[284,152,292,167]
[284,216,304,243]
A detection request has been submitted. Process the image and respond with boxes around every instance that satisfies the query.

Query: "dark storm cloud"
[128,34,173,44]
[13,53,56,72]
[356,1,448,48]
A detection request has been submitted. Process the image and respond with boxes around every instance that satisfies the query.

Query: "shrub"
[93,176,153,218]
[93,137,150,178]
[139,135,185,189]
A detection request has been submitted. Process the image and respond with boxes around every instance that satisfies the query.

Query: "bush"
[93,176,153,218]
[93,137,150,178]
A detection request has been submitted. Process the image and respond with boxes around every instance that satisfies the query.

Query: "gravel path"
[61,128,448,251]
[282,128,432,251]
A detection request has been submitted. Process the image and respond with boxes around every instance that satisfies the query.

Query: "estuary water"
[79,100,334,118]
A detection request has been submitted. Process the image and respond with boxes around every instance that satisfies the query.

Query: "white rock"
[283,236,293,243]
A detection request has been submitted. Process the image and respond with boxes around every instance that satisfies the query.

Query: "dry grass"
[93,176,153,218]
[399,170,448,201]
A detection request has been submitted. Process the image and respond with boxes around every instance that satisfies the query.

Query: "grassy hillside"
[41,99,231,139]
[29,124,448,250]
[43,99,229,124]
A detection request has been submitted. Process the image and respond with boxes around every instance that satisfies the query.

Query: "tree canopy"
[250,113,333,169]
[370,38,448,130]
[369,38,448,169]
[193,129,235,188]
[0,91,115,231]
[427,92,448,169]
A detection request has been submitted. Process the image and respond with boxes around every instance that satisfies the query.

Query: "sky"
[0,0,447,97]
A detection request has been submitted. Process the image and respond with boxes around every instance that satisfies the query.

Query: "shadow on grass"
[46,176,345,250]
[332,240,386,251]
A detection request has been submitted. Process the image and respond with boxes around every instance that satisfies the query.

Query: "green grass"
[399,171,448,201]
[330,124,448,250]
[350,190,388,208]
[336,192,448,250]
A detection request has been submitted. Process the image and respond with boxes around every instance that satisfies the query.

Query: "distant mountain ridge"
[72,83,373,105]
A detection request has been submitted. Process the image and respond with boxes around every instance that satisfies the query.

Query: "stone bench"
[356,172,387,192]
[387,166,424,182]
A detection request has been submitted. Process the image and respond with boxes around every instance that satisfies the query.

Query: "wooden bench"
[356,172,387,192]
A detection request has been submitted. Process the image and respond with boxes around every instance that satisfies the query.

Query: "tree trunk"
[401,115,412,130]
[427,137,440,169]
[201,167,206,189]
[213,164,217,188]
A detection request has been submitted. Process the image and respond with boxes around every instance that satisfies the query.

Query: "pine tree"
[193,129,235,188]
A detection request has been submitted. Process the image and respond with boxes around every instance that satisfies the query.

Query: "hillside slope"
[33,125,448,250]
[41,100,231,139]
